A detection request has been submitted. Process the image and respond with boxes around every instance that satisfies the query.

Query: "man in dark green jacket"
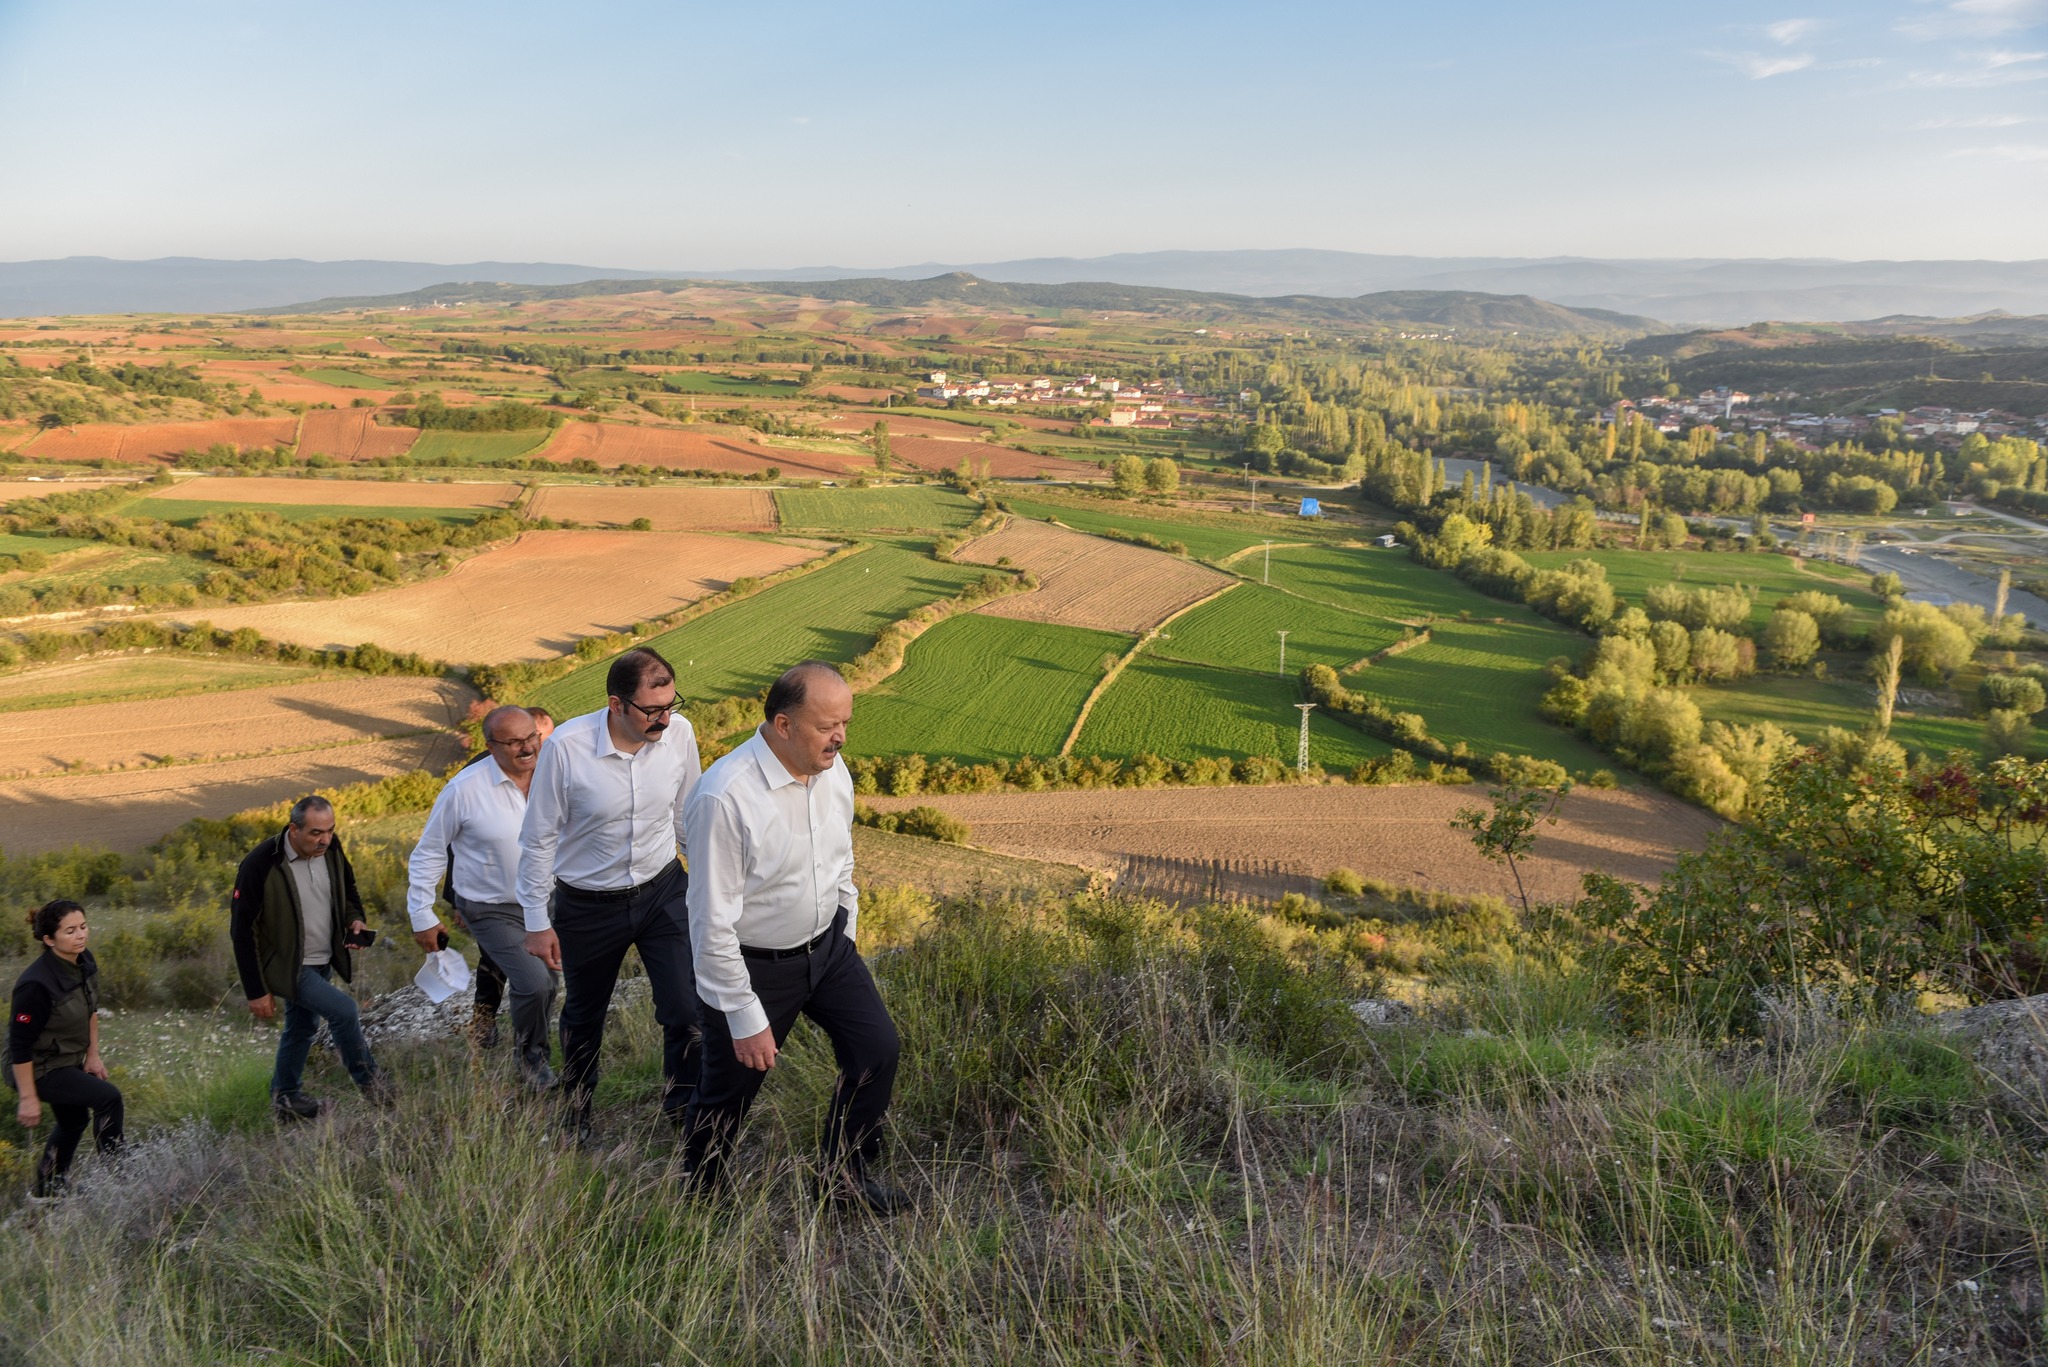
[229,795,389,1120]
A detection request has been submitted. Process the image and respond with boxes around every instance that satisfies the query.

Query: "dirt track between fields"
[864,784,1718,905]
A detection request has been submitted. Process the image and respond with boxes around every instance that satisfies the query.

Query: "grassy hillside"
[1076,654,1395,768]
[1151,583,1397,674]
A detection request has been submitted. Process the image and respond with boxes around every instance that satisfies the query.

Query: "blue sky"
[0,0,2041,265]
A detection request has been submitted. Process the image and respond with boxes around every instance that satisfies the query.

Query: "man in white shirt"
[682,661,904,1213]
[519,647,702,1140]
[406,705,557,1091]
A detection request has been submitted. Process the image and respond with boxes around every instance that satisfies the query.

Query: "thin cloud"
[1707,49,1816,77]
[1983,47,2048,64]
[1767,18,1820,44]
[1898,0,2048,40]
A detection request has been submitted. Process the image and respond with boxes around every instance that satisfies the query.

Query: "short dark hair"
[764,660,845,723]
[29,899,84,943]
[606,647,675,703]
[289,795,334,828]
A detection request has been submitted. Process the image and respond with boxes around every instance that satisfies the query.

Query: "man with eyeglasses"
[406,705,558,1091]
[518,647,702,1143]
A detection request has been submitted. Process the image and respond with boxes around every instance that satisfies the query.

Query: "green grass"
[1075,653,1395,767]
[773,485,981,532]
[1262,543,1507,622]
[846,614,1130,761]
[529,543,988,716]
[403,429,556,465]
[0,654,324,711]
[302,367,397,389]
[126,498,480,526]
[7,543,214,591]
[1004,496,1297,563]
[0,531,92,557]
[1363,617,1618,772]
[1151,583,1399,674]
[1692,670,2009,759]
[1522,547,1890,632]
[618,370,801,396]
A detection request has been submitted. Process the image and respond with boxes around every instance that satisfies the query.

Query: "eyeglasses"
[619,697,677,720]
[487,732,540,748]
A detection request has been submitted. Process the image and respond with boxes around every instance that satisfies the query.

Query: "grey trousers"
[454,895,560,1063]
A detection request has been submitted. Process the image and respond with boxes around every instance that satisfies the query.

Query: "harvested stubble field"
[525,485,777,531]
[865,782,1719,906]
[540,423,860,479]
[0,479,146,508]
[23,418,301,463]
[0,675,471,778]
[295,408,420,461]
[150,530,821,662]
[959,519,1233,634]
[147,476,520,509]
[0,732,467,856]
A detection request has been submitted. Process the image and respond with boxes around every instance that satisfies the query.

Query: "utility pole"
[1263,540,1271,585]
[1295,703,1315,774]
[1276,629,1289,678]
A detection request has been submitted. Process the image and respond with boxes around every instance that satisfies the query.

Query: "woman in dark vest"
[8,899,123,1197]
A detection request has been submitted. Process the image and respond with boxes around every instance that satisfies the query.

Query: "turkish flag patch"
[13,1013,28,1024]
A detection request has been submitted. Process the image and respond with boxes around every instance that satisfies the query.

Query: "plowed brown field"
[540,423,864,479]
[0,676,472,778]
[152,529,822,661]
[149,475,517,509]
[525,485,777,530]
[961,520,1232,633]
[296,409,420,460]
[25,418,301,463]
[0,732,468,855]
[864,784,1718,907]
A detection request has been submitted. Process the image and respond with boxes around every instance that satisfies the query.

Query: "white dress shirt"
[684,728,859,1040]
[406,755,529,930]
[284,842,334,967]
[518,708,700,933]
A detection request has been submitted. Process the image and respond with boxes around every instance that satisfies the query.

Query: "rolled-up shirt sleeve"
[405,782,459,932]
[686,791,766,1040]
[518,741,568,933]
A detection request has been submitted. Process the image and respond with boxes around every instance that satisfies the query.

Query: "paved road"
[1855,543,2048,624]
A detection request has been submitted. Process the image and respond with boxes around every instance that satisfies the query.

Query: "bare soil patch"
[0,676,472,778]
[864,785,1716,907]
[0,478,147,507]
[526,485,777,530]
[153,530,822,661]
[297,409,419,461]
[0,733,467,855]
[961,520,1232,633]
[541,423,862,479]
[24,418,300,464]
[149,475,518,509]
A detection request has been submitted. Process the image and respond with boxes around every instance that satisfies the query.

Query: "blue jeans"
[271,964,379,1096]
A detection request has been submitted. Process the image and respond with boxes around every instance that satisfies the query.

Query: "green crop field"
[1075,655,1395,769]
[8,543,214,592]
[126,498,479,526]
[1152,584,1399,675]
[1692,673,2021,760]
[405,429,556,465]
[846,614,1129,761]
[528,544,988,718]
[637,371,800,397]
[1261,543,1507,622]
[1361,618,1616,773]
[0,655,324,712]
[1003,496,1298,563]
[304,368,397,390]
[773,486,980,533]
[0,531,91,557]
[1521,548,1889,631]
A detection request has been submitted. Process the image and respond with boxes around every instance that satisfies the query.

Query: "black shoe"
[518,1048,559,1094]
[561,1113,596,1151]
[816,1171,911,1216]
[272,1090,321,1122]
[360,1072,399,1108]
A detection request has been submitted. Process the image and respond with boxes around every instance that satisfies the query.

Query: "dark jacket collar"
[20,946,95,997]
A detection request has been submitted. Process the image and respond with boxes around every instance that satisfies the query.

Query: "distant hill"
[258,271,1658,340]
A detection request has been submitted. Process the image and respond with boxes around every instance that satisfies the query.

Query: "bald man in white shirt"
[681,661,904,1213]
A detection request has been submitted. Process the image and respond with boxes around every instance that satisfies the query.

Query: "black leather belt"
[741,911,842,961]
[557,860,677,903]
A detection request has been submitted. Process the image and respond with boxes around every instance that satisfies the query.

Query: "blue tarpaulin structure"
[1298,497,1321,517]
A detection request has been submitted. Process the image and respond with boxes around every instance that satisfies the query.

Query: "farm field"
[525,485,778,530]
[0,675,471,777]
[888,435,1100,480]
[23,418,300,463]
[1521,547,1889,631]
[863,782,1718,907]
[1151,583,1399,674]
[1003,495,1307,563]
[1074,654,1395,770]
[773,486,980,532]
[4,543,213,594]
[0,731,468,856]
[0,479,146,508]
[530,543,987,717]
[1693,672,2009,760]
[959,519,1233,634]
[295,409,420,460]
[845,613,1128,761]
[0,654,324,712]
[404,430,554,465]
[1362,617,1619,773]
[1261,543,1506,623]
[145,476,520,508]
[147,530,821,662]
[851,825,1089,899]
[540,422,861,478]
[303,368,397,389]
[126,498,482,526]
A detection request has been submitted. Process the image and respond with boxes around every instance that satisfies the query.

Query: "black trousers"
[683,910,900,1182]
[23,1066,123,1190]
[554,859,699,1121]
[473,946,507,1015]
